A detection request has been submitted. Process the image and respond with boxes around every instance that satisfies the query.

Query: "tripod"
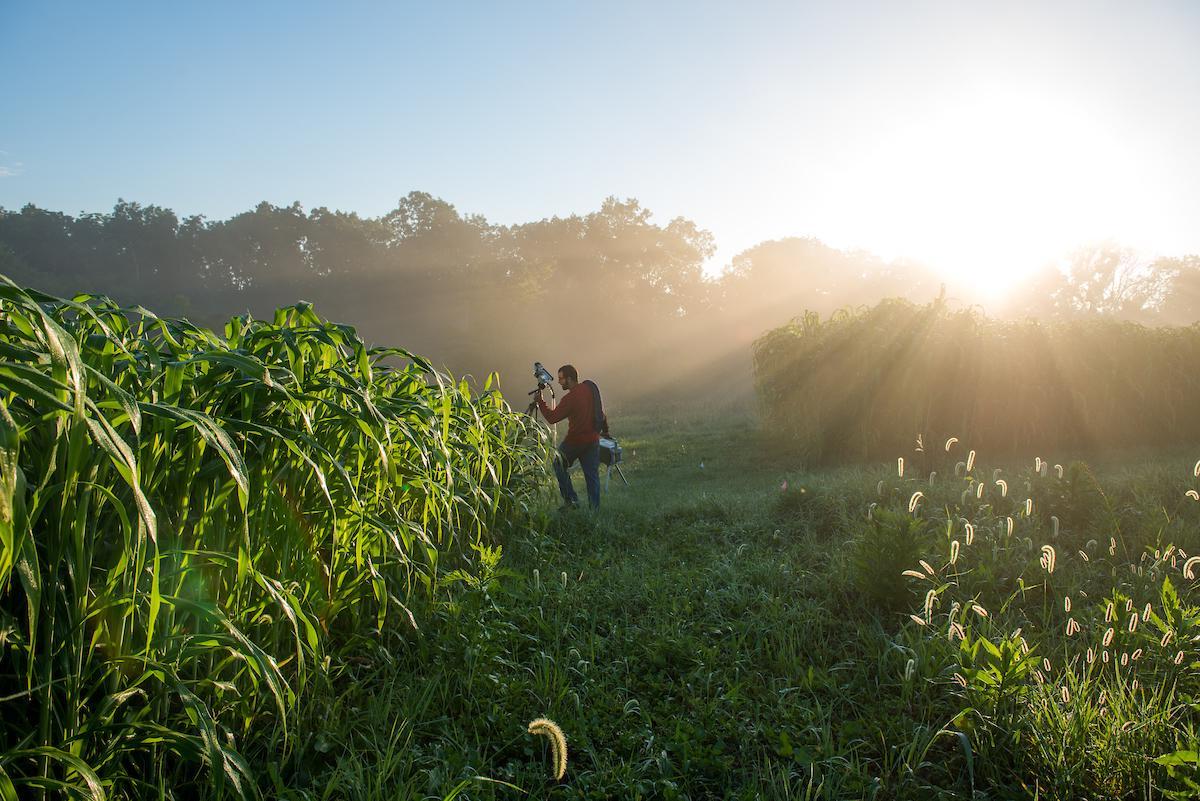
[524,383,554,417]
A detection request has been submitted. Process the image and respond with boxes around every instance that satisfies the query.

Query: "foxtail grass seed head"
[1176,650,1186,665]
[1143,603,1152,622]
[1185,556,1200,580]
[996,479,1008,497]
[1103,650,1110,663]
[1033,669,1045,684]
[1121,652,1129,666]
[904,658,915,682]
[950,540,960,565]
[1006,517,1014,537]
[868,502,877,520]
[1067,618,1080,636]
[976,482,985,499]
[949,622,965,640]
[1024,498,1032,516]
[1162,632,1172,647]
[898,457,904,478]
[1106,602,1115,622]
[961,488,971,505]
[1035,457,1043,472]
[1111,537,1118,556]
[954,672,968,688]
[919,560,936,576]
[955,461,966,478]
[1103,627,1115,647]
[1128,613,1139,633]
[1126,599,1134,612]
[533,569,540,591]
[1051,516,1060,538]
[909,614,927,626]
[1040,463,1049,477]
[1132,648,1143,661]
[929,471,937,485]
[972,604,988,618]
[902,569,926,580]
[967,450,976,472]
[1132,679,1138,692]
[924,589,937,621]
[877,480,885,497]
[1061,685,1070,704]
[964,522,975,545]
[908,491,923,513]
[945,437,958,451]
[561,571,568,588]
[1064,596,1072,613]
[1055,464,1064,479]
[1195,459,1200,478]
[1087,648,1095,664]
[1079,550,1090,562]
[527,718,568,781]
[1041,545,1056,574]
[1042,657,1052,672]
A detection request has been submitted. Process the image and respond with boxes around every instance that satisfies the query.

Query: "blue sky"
[2,1,1198,281]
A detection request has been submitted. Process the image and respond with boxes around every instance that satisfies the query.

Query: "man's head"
[557,364,578,391]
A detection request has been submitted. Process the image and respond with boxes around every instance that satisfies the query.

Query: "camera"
[533,362,555,388]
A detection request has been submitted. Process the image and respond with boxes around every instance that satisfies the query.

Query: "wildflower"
[945,437,958,451]
[1103,628,1115,647]
[908,491,923,513]
[528,718,569,780]
[967,449,976,472]
[901,569,926,580]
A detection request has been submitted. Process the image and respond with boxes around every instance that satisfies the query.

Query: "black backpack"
[582,380,609,437]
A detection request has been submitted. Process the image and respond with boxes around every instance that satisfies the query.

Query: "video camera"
[533,362,555,389]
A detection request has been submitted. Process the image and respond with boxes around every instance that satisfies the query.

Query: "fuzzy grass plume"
[527,717,568,780]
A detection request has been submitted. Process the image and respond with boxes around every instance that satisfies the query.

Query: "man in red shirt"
[536,364,602,510]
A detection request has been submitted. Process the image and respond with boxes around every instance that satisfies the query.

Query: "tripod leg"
[606,464,612,492]
[615,464,630,486]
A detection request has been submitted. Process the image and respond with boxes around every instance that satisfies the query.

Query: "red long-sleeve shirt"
[537,384,600,447]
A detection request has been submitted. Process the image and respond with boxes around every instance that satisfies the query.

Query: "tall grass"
[754,297,1200,463]
[0,277,548,798]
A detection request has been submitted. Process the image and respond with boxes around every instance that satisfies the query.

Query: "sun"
[823,85,1151,303]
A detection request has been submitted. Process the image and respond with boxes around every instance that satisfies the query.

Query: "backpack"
[582,379,609,437]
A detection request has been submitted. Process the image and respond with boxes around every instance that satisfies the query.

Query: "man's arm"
[537,390,573,424]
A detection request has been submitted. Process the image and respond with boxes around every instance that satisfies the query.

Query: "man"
[536,364,604,510]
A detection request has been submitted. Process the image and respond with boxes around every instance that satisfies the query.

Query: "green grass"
[261,418,1200,800]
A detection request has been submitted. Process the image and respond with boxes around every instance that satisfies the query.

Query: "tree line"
[1,192,1197,406]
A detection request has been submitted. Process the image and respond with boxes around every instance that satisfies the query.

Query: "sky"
[2,0,1198,289]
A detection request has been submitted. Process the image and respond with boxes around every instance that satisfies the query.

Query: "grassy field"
[270,415,1200,800]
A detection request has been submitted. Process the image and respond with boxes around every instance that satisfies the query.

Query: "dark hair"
[558,364,578,382]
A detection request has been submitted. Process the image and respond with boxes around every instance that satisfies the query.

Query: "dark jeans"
[554,440,601,509]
